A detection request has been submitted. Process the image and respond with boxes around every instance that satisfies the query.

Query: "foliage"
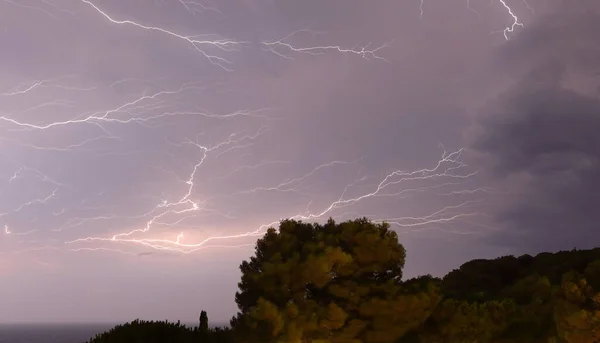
[232,218,435,343]
[86,318,233,343]
[91,217,600,343]
[552,271,600,343]
[233,219,600,343]
[200,310,209,332]
[406,248,600,343]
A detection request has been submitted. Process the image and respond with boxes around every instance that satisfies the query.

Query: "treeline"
[88,218,600,343]
[403,249,600,343]
[86,316,233,343]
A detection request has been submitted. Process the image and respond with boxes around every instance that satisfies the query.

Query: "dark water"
[0,324,115,343]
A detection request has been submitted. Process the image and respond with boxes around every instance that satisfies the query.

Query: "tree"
[86,318,234,343]
[231,218,435,343]
[499,274,556,342]
[200,310,209,332]
[420,299,517,343]
[552,273,600,343]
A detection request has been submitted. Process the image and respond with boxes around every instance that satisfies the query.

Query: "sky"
[0,0,598,324]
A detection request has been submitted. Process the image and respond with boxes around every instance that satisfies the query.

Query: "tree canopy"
[231,218,439,343]
[86,218,600,343]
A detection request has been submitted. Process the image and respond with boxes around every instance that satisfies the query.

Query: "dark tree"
[86,319,233,343]
[200,310,209,332]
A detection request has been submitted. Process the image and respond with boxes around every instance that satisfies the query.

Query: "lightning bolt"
[0,0,514,260]
[174,0,222,16]
[0,189,59,217]
[77,0,242,70]
[63,146,489,254]
[0,81,44,96]
[418,0,526,40]
[262,29,392,62]
[233,160,362,197]
[497,0,524,40]
[1,74,492,256]
[0,77,95,97]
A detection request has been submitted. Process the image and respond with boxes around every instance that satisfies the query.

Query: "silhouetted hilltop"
[441,247,600,302]
[86,319,232,343]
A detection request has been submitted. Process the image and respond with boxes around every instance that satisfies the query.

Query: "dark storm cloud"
[473,3,600,252]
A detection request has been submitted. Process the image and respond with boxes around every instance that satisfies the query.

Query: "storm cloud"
[473,4,600,252]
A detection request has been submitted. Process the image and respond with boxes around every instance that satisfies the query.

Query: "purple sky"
[0,0,598,324]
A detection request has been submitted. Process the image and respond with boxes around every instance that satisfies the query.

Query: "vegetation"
[86,318,233,343]
[88,218,600,343]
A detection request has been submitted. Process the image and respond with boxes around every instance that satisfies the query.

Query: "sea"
[0,324,117,343]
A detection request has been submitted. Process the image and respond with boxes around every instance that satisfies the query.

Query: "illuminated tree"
[552,272,600,343]
[418,298,517,343]
[231,218,438,343]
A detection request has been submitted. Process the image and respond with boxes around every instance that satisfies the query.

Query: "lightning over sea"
[0,0,537,338]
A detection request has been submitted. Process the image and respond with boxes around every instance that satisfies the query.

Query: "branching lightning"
[418,0,526,39]
[77,0,242,70]
[0,0,518,262]
[174,0,222,16]
[60,146,487,254]
[497,0,524,40]
[262,29,392,62]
